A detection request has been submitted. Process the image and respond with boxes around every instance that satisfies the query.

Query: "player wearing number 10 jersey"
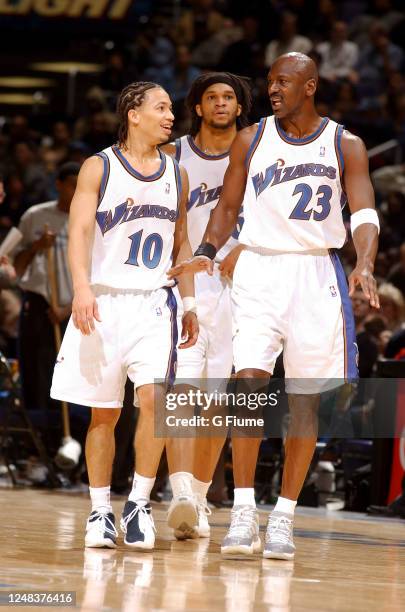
[51,82,198,551]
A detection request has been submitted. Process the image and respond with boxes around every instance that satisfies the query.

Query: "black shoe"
[120,501,156,549]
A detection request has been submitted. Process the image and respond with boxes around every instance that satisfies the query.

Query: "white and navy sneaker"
[120,501,156,550]
[221,505,261,558]
[263,511,295,560]
[85,511,117,548]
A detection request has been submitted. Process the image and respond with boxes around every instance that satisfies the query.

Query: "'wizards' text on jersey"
[240,116,347,252]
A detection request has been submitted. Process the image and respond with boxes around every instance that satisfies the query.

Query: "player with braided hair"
[51,81,198,550]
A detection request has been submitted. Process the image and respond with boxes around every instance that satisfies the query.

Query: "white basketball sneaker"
[172,494,212,540]
[85,510,118,548]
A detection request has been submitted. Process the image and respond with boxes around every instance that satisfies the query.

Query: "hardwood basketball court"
[0,489,404,611]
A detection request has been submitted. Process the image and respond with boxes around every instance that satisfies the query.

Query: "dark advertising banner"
[0,0,153,34]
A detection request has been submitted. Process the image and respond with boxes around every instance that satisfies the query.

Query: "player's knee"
[90,407,121,429]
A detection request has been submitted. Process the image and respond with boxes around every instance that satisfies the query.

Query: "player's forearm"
[175,238,195,299]
[352,224,379,269]
[203,203,239,252]
[68,225,93,291]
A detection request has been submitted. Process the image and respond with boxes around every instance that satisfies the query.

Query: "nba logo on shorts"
[329,285,337,297]
[165,183,170,194]
[320,146,325,157]
[156,307,162,316]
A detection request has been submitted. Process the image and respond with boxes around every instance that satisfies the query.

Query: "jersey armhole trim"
[335,124,347,208]
[173,158,182,219]
[175,138,181,162]
[245,119,266,171]
[335,124,345,176]
[95,152,110,208]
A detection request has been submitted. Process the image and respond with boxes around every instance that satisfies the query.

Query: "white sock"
[274,496,297,515]
[128,472,155,506]
[169,471,193,498]
[192,477,211,500]
[89,486,112,514]
[233,487,256,507]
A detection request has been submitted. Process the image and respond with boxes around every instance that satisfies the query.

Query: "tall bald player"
[161,73,252,540]
[169,53,379,559]
[51,82,198,551]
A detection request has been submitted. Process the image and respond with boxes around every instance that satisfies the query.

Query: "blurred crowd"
[0,0,404,478]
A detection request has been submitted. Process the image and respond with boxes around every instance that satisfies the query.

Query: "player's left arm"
[341,131,380,308]
[172,165,198,348]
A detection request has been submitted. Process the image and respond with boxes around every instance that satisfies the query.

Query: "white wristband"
[350,208,380,235]
[183,296,196,313]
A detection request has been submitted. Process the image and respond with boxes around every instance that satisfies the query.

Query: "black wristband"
[194,242,217,260]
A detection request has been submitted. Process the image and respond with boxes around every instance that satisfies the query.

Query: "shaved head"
[271,53,318,84]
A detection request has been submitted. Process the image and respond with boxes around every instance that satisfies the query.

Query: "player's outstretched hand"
[72,285,102,335]
[179,311,199,349]
[348,262,380,309]
[167,256,214,280]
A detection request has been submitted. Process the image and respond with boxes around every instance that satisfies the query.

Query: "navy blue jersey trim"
[112,145,166,182]
[335,124,345,175]
[275,117,329,145]
[186,135,229,160]
[95,152,110,207]
[164,287,178,388]
[245,118,266,170]
[334,124,347,208]
[173,157,182,219]
[329,250,359,381]
[175,138,182,162]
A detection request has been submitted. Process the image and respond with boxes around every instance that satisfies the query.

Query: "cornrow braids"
[116,81,162,148]
[186,72,253,137]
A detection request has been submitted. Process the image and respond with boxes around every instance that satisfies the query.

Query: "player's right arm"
[167,125,257,278]
[68,156,102,336]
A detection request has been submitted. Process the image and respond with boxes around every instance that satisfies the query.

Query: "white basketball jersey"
[240,116,347,251]
[175,136,242,262]
[91,146,180,290]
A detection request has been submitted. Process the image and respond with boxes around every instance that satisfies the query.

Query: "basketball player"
[169,53,379,559]
[51,82,198,550]
[161,73,252,540]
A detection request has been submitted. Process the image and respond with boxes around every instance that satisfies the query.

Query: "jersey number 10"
[125,229,163,269]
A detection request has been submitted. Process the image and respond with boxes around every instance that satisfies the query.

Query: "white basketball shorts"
[175,267,233,388]
[232,248,358,393]
[51,285,177,408]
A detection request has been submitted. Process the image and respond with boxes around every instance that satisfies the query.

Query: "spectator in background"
[378,282,404,332]
[356,21,404,96]
[173,0,225,48]
[379,191,405,250]
[145,45,201,108]
[265,12,312,68]
[191,17,242,69]
[74,87,117,152]
[100,48,133,97]
[352,289,378,378]
[220,16,264,78]
[317,21,359,83]
[12,162,79,414]
[43,121,71,164]
[387,243,405,297]
[10,141,50,210]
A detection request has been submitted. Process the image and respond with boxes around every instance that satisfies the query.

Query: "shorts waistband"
[91,284,169,297]
[246,246,329,257]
